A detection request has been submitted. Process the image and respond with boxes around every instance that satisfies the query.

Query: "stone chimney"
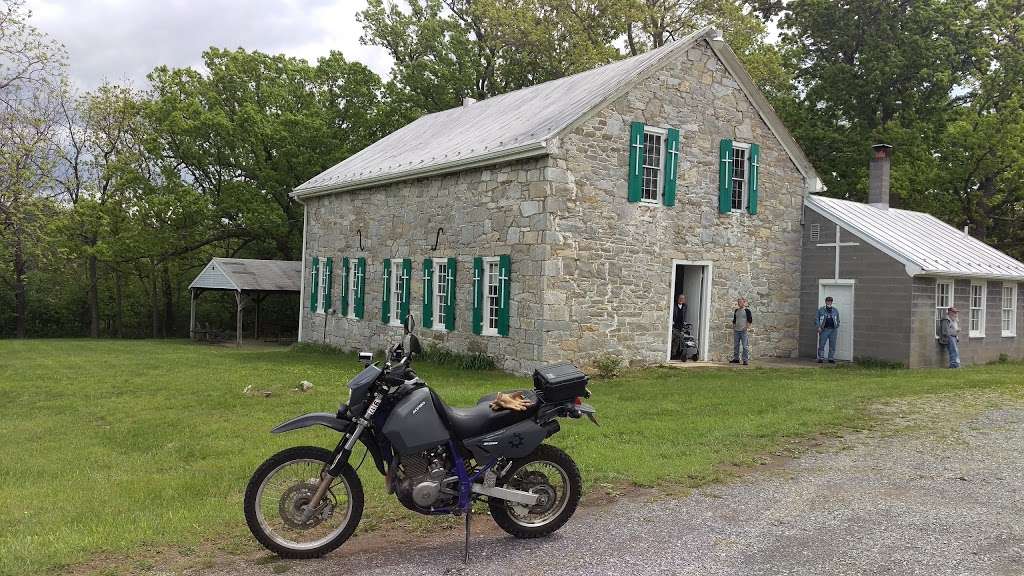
[869,144,893,209]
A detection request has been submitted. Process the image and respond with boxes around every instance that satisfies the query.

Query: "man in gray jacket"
[815,296,841,363]
[938,307,960,368]
[731,297,752,365]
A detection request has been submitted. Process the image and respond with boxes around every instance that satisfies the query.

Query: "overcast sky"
[25,0,395,91]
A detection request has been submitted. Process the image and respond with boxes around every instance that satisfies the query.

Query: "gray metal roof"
[293,27,818,198]
[806,195,1024,280]
[189,258,302,292]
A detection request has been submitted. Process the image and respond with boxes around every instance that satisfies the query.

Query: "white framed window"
[969,281,986,337]
[641,126,666,203]
[317,260,330,314]
[348,261,359,319]
[935,280,953,325]
[433,259,449,330]
[483,257,500,336]
[390,258,406,326]
[731,142,750,212]
[1002,283,1017,337]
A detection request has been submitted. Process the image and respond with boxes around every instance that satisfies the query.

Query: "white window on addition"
[1002,283,1017,337]
[969,281,986,337]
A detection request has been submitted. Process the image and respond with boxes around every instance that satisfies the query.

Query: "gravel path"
[208,393,1024,576]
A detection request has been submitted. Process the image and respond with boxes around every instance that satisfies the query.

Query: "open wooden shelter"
[188,258,301,346]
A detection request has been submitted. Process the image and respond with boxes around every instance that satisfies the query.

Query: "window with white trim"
[731,142,750,211]
[969,281,986,337]
[935,280,952,324]
[641,127,665,202]
[483,257,500,336]
[318,261,330,314]
[1002,283,1017,337]
[434,259,448,330]
[348,261,358,319]
[390,258,405,326]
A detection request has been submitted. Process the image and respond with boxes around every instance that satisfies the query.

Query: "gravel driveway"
[208,392,1024,576]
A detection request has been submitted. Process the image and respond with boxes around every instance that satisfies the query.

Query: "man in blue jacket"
[816,296,840,363]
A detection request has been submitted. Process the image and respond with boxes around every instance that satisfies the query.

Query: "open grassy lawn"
[2,339,1022,576]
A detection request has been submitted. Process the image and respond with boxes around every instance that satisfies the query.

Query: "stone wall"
[299,156,558,374]
[545,39,807,366]
[910,277,1024,367]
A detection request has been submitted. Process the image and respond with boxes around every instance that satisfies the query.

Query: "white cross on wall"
[720,150,732,174]
[750,155,759,191]
[816,224,859,279]
[382,267,390,296]
[632,133,644,175]
[667,140,679,180]
[498,267,509,305]
[423,267,431,300]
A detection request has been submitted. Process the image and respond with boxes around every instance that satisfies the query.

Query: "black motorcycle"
[243,316,597,559]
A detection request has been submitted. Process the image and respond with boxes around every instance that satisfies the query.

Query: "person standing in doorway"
[938,306,960,368]
[816,296,841,364]
[671,294,688,360]
[731,297,752,365]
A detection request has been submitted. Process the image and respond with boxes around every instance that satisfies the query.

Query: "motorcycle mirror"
[358,351,373,366]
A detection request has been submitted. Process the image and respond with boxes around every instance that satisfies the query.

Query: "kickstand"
[463,507,471,564]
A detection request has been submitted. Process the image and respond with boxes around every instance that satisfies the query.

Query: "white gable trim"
[189,259,241,291]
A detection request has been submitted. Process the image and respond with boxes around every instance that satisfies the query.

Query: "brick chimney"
[869,144,893,209]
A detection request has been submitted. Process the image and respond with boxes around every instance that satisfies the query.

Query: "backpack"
[938,319,949,346]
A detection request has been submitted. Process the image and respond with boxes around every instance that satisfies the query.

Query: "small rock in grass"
[298,380,314,392]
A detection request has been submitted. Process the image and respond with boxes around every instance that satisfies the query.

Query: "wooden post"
[236,291,243,347]
[190,289,196,340]
[254,294,262,341]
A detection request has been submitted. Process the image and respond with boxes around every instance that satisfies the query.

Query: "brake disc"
[278,482,333,529]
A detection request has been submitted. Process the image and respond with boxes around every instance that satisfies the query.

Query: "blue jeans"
[947,336,960,368]
[733,330,749,362]
[817,328,837,361]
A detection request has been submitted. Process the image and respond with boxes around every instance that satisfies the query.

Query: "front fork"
[300,393,383,523]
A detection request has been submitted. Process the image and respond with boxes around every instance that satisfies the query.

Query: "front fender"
[271,412,351,434]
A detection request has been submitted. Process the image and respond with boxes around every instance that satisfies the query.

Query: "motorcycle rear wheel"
[489,443,582,538]
[243,446,363,559]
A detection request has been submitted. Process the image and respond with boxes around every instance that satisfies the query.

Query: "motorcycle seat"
[431,389,539,440]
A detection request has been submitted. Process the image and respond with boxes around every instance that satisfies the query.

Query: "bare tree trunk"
[150,269,160,338]
[88,253,99,337]
[13,224,27,338]
[162,265,174,337]
[114,267,124,337]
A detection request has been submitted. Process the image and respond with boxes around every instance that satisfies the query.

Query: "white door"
[682,267,704,359]
[819,282,854,361]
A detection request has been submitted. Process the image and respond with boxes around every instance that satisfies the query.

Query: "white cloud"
[24,0,394,90]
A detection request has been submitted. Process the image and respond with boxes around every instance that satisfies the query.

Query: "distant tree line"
[1,0,1021,338]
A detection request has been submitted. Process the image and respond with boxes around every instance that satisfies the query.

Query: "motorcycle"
[243,315,598,560]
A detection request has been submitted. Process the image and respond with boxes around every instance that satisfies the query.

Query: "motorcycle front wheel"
[243,446,363,559]
[489,443,582,538]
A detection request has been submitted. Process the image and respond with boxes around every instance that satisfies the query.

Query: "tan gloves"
[490,391,533,412]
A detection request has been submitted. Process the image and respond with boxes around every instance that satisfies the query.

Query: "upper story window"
[641,127,666,203]
[969,281,986,337]
[731,143,750,212]
[1002,283,1017,337]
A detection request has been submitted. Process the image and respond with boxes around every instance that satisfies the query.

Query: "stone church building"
[292,27,825,373]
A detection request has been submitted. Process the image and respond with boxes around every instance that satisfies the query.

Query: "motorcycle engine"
[396,446,454,509]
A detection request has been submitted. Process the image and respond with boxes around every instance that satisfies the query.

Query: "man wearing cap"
[815,296,841,364]
[938,306,961,368]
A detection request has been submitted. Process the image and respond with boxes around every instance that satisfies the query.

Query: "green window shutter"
[400,258,412,326]
[747,143,760,215]
[355,258,366,319]
[445,257,457,331]
[628,121,644,203]
[472,256,484,335]
[663,127,680,207]
[718,138,734,214]
[498,255,511,337]
[340,257,350,316]
[381,259,391,324]
[324,257,333,311]
[309,257,320,312]
[422,258,433,329]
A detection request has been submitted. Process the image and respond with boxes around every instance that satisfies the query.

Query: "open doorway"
[667,261,712,362]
